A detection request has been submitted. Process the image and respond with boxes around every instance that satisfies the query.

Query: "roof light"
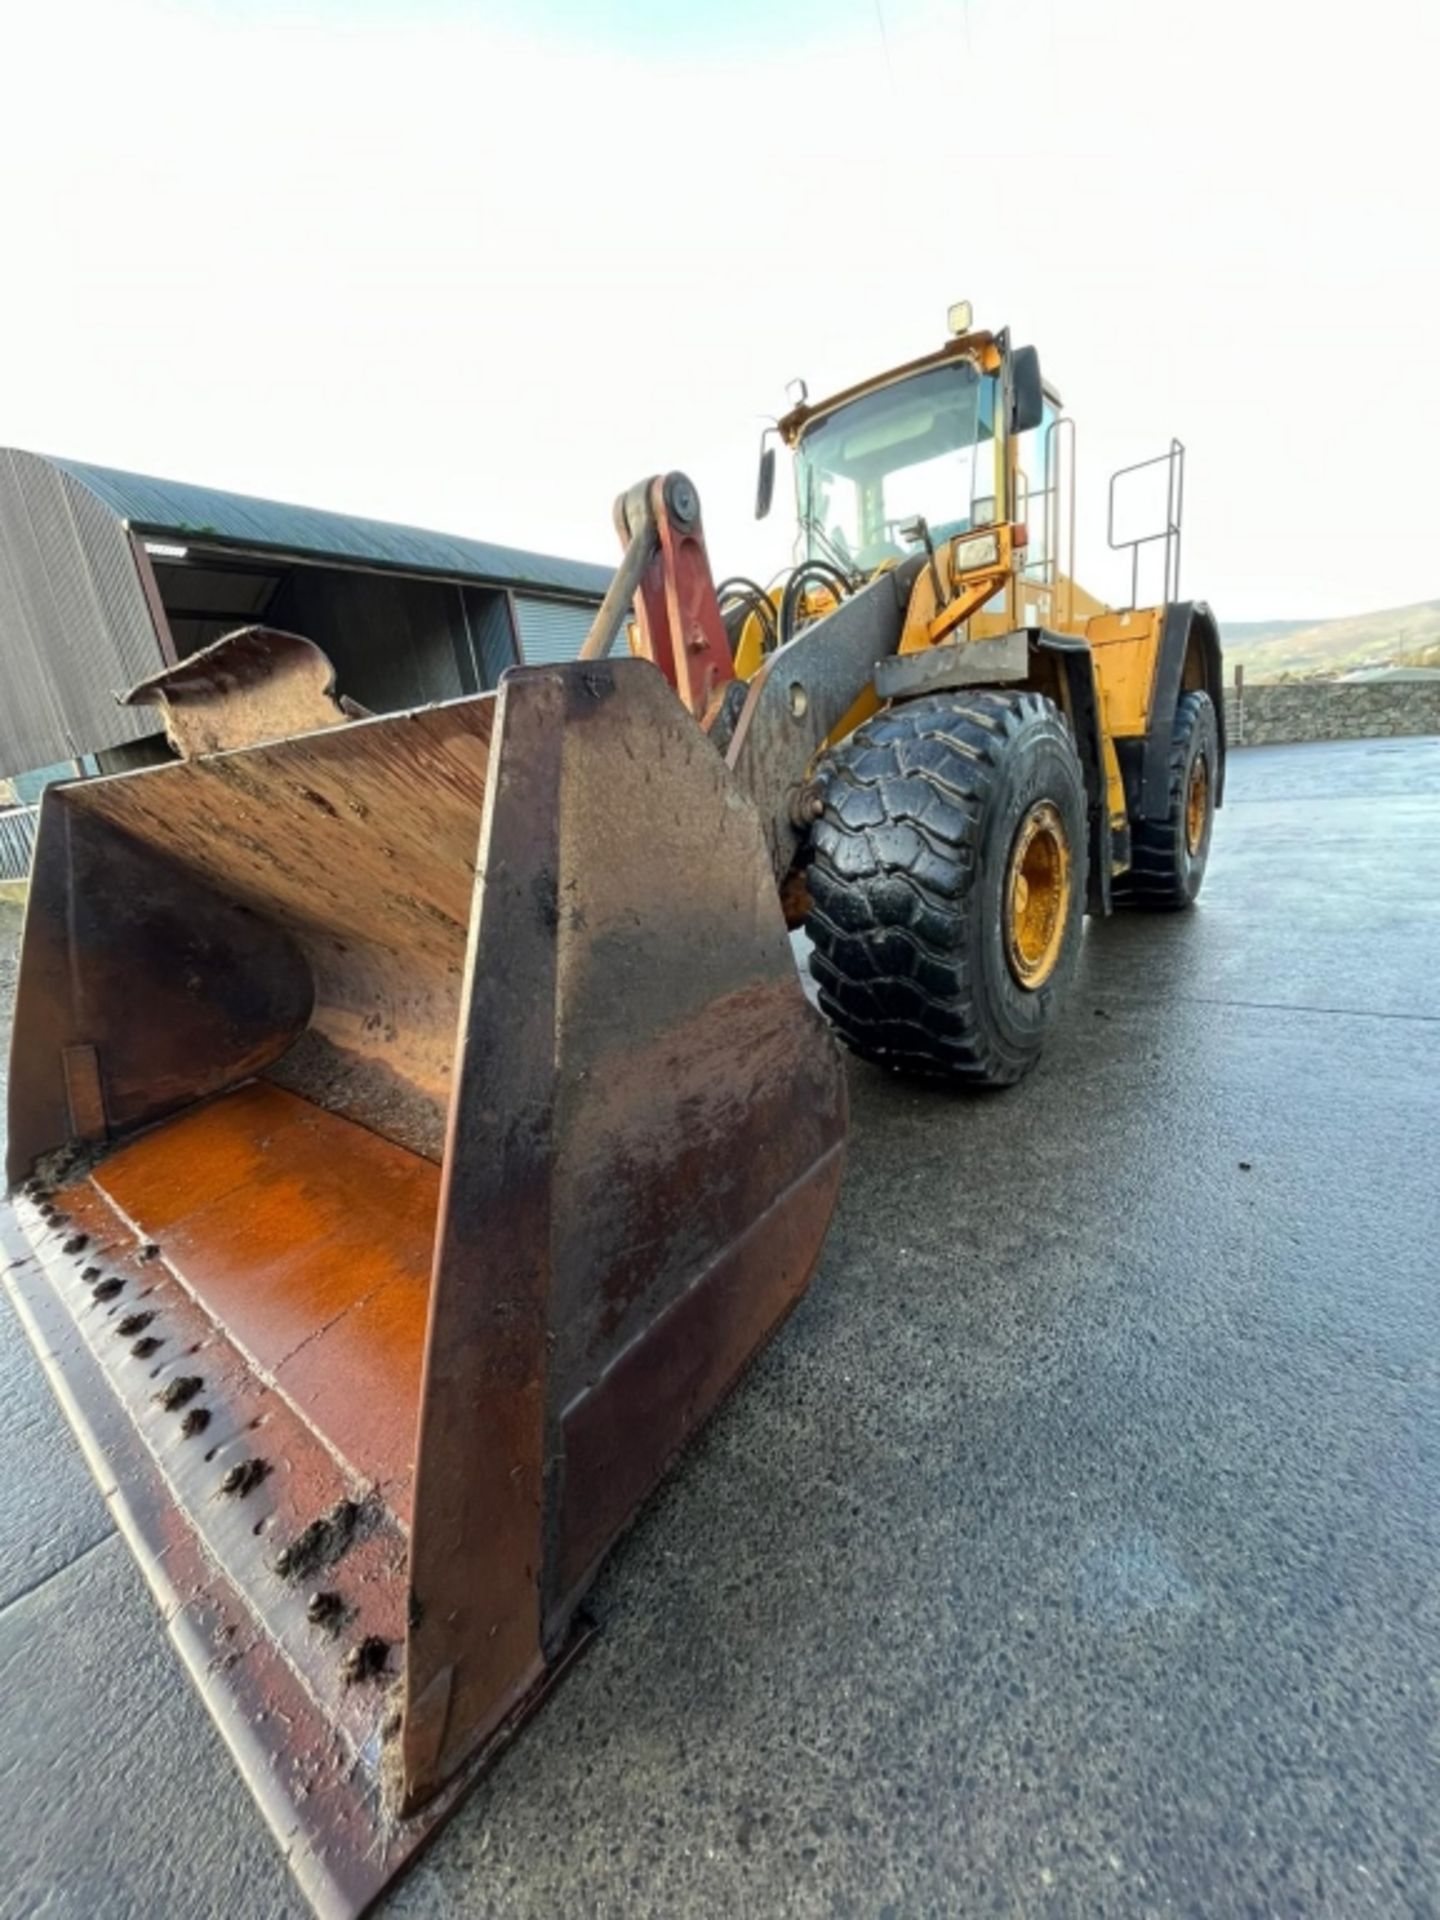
[786,378,808,408]
[947,299,973,336]
[144,541,189,561]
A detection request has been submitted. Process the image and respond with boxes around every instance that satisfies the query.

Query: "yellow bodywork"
[860,521,1155,842]
[1084,607,1167,737]
[889,544,1163,843]
[731,599,775,681]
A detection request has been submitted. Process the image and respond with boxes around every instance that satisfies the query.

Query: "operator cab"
[790,360,1003,574]
[758,305,1049,591]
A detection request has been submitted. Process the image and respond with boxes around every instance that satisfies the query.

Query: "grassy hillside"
[1220,600,1440,681]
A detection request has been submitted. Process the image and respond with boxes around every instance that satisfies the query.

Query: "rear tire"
[804,689,1088,1086]
[1115,689,1217,910]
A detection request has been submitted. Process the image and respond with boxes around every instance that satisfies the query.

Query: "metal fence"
[0,804,38,881]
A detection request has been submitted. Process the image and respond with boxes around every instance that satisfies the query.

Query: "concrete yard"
[2,733,1438,1919]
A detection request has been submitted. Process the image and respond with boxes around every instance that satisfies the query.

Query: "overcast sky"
[2,0,1435,621]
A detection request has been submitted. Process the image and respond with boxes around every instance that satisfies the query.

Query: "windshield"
[793,361,1001,573]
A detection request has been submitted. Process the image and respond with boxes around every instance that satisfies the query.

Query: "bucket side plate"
[402,659,849,1799]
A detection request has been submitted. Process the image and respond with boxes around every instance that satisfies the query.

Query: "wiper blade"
[798,510,856,581]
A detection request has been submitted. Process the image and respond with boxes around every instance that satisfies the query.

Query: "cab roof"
[778,329,1003,447]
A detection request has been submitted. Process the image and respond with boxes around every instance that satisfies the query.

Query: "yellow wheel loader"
[3,307,1221,1915]
[720,300,1225,1082]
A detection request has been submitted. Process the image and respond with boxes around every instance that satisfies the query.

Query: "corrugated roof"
[50,455,614,600]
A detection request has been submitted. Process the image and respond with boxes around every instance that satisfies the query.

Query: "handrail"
[1108,438,1185,609]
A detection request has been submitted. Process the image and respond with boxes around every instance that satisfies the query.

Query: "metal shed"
[0,448,613,778]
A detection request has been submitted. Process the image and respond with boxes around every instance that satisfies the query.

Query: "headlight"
[954,532,1000,572]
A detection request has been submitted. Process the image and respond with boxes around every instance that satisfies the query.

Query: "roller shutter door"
[513,596,597,665]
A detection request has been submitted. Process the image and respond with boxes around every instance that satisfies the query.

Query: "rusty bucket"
[3,651,846,1914]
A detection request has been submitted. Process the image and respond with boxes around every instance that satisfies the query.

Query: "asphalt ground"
[2,733,1438,1919]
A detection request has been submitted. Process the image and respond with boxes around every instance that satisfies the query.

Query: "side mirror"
[755,444,776,521]
[1010,346,1044,435]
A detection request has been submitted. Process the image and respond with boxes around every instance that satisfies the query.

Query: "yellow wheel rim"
[1004,801,1072,991]
[1185,755,1210,857]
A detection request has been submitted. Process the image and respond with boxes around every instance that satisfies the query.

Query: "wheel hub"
[1185,755,1210,857]
[1004,801,1071,990]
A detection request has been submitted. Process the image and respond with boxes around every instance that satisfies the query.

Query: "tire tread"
[805,689,1080,1085]
[1113,689,1216,910]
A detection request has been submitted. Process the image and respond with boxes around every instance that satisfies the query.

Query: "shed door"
[513,597,597,665]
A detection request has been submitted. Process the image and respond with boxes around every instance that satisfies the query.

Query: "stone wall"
[1225,681,1440,747]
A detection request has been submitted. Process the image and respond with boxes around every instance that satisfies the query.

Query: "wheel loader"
[2,306,1222,1915]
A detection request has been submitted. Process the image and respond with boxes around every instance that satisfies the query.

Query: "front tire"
[1115,689,1218,910]
[805,689,1088,1086]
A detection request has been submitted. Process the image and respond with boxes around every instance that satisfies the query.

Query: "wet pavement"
[2,734,1438,1919]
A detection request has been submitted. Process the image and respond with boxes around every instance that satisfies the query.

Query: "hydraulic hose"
[716,576,779,659]
[778,560,853,647]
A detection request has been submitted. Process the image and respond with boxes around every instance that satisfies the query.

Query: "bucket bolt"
[156,1374,204,1412]
[219,1458,270,1498]
[273,1500,360,1583]
[789,781,826,828]
[342,1636,389,1685]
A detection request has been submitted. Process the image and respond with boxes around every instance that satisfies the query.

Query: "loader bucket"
[2,655,847,1916]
